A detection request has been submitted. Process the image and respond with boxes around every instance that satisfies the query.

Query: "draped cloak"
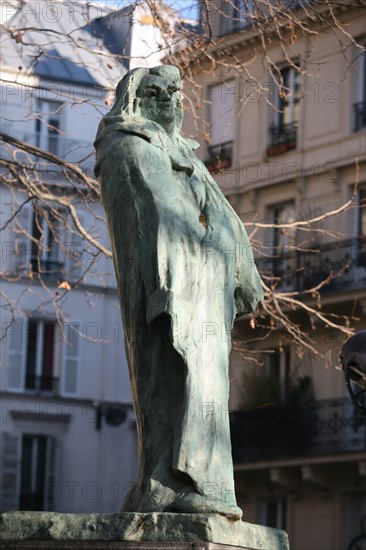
[94,115,264,516]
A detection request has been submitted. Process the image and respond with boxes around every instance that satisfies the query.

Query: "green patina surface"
[0,512,289,549]
[94,65,264,520]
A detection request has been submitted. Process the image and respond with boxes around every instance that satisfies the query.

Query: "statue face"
[137,74,181,131]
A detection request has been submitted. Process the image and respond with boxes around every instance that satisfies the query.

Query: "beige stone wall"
[183,8,366,550]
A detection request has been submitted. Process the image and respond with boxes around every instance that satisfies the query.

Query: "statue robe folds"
[95,115,263,517]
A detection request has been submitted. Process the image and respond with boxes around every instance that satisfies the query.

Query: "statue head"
[108,65,183,136]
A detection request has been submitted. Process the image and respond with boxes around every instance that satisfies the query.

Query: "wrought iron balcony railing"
[354,101,366,132]
[30,257,64,280]
[204,141,233,173]
[267,121,297,156]
[256,237,366,294]
[25,375,59,393]
[230,398,366,463]
[1,125,94,167]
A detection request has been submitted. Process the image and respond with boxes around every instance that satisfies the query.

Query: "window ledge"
[11,410,72,424]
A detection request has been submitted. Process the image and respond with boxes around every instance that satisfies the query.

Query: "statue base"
[0,512,289,549]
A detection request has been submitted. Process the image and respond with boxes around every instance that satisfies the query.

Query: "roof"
[0,0,128,88]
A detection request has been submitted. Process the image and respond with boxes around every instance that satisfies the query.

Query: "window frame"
[24,319,58,393]
[267,64,301,156]
[30,206,65,280]
[19,434,56,511]
[353,39,366,132]
[35,100,64,155]
[205,80,236,171]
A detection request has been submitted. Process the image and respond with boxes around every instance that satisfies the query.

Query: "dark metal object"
[267,121,297,156]
[205,141,233,172]
[256,237,366,293]
[346,514,366,550]
[354,101,366,132]
[340,331,366,415]
[230,397,366,463]
[30,257,64,279]
[95,404,127,430]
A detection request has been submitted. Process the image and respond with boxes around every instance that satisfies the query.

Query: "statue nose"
[160,90,172,101]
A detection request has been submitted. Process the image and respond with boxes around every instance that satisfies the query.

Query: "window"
[1,432,56,512]
[230,0,253,31]
[353,43,366,131]
[25,320,57,392]
[31,208,64,279]
[267,66,301,156]
[19,435,55,511]
[19,435,46,510]
[358,186,366,239]
[35,101,63,155]
[264,499,287,530]
[7,318,81,396]
[10,202,82,281]
[265,348,291,402]
[356,185,366,265]
[205,81,236,172]
[271,202,297,289]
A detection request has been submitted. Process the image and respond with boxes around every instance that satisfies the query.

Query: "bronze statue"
[94,65,263,519]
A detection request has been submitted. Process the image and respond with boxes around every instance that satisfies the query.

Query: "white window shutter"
[6,320,27,391]
[68,213,84,281]
[60,322,81,397]
[0,432,21,511]
[10,202,32,273]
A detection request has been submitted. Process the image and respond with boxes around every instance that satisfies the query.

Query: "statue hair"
[106,66,183,131]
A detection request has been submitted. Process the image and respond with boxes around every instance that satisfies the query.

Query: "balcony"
[1,125,94,167]
[30,257,64,280]
[25,375,59,393]
[204,141,233,173]
[267,121,297,157]
[257,237,366,294]
[28,132,94,166]
[354,101,366,132]
[230,398,366,463]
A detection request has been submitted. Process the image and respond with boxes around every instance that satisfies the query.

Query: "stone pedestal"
[0,512,289,549]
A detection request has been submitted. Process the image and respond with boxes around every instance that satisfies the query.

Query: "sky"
[99,0,199,20]
[164,0,199,20]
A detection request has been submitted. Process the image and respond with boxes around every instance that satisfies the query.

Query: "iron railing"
[230,397,366,463]
[354,101,366,132]
[32,131,94,162]
[30,257,64,280]
[256,237,366,294]
[1,125,94,167]
[267,121,297,156]
[25,375,59,393]
[205,141,233,172]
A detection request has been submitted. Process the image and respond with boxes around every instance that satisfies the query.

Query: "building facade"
[181,2,366,549]
[0,0,181,514]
